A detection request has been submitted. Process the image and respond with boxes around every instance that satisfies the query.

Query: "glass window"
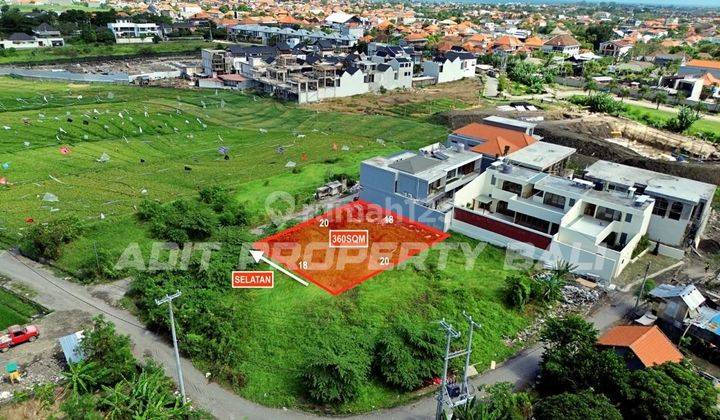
[501,181,522,195]
[653,197,669,217]
[668,202,683,220]
[543,192,566,209]
[625,213,632,223]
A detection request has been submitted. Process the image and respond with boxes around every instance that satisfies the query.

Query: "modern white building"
[422,51,477,84]
[359,119,717,283]
[108,20,161,44]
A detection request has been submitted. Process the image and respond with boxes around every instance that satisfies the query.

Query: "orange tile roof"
[597,325,683,368]
[701,72,720,86]
[453,123,536,156]
[524,36,544,48]
[687,59,720,70]
[494,35,523,48]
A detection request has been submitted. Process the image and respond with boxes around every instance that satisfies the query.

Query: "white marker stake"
[249,250,309,287]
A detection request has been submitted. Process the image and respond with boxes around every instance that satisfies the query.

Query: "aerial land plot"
[253,200,450,295]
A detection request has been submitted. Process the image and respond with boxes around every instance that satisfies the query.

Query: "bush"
[145,199,218,242]
[534,391,622,420]
[665,106,699,133]
[569,93,626,116]
[19,216,81,261]
[503,275,532,309]
[631,235,650,259]
[77,248,120,283]
[374,320,443,390]
[301,352,368,404]
[199,186,231,212]
[137,199,164,221]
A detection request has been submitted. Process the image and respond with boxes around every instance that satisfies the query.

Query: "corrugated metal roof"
[59,331,85,364]
[649,284,706,310]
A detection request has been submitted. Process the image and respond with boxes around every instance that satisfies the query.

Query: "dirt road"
[0,250,634,419]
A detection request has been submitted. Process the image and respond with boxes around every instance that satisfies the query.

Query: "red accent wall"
[454,208,552,250]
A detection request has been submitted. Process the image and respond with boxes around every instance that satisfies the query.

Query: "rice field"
[0,77,449,272]
[0,288,39,330]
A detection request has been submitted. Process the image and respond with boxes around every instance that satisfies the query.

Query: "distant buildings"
[107,20,161,44]
[0,31,64,50]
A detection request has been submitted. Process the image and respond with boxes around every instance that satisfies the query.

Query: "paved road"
[483,76,499,98]
[0,250,633,419]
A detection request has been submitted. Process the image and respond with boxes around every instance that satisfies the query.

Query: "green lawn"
[0,288,39,329]
[621,103,720,142]
[0,40,213,65]
[4,3,111,12]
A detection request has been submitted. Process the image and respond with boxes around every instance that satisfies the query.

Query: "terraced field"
[0,77,448,272]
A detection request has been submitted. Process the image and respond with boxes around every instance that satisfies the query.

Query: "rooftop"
[584,160,716,204]
[366,145,480,182]
[597,325,683,368]
[507,141,576,171]
[453,122,536,157]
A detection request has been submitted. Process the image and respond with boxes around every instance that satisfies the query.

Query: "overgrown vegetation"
[451,315,720,419]
[34,315,205,418]
[19,216,81,261]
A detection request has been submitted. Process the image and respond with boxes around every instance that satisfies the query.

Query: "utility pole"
[155,290,186,404]
[461,312,482,396]
[634,262,651,311]
[436,319,460,420]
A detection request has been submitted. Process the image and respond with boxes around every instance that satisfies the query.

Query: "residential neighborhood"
[0,0,720,419]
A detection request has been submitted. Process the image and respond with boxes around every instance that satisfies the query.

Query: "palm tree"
[584,79,599,95]
[693,100,705,118]
[638,85,650,101]
[619,87,631,102]
[654,91,668,110]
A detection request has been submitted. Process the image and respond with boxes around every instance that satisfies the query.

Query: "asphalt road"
[0,250,634,419]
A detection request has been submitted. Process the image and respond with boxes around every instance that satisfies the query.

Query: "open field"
[0,288,39,329]
[0,40,213,65]
[0,77,447,273]
[132,232,532,413]
[622,103,720,141]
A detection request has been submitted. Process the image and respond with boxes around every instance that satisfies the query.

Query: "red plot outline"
[253,200,450,295]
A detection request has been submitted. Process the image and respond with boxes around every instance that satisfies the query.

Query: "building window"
[496,201,515,217]
[543,192,566,209]
[619,232,627,246]
[501,181,523,196]
[596,206,621,222]
[491,175,496,185]
[569,199,576,207]
[515,212,551,233]
[653,197,669,217]
[668,201,683,220]
[625,213,632,223]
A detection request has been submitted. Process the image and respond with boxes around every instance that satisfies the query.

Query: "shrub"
[631,235,650,259]
[665,106,699,133]
[19,216,81,261]
[374,320,443,390]
[77,248,120,283]
[301,352,368,404]
[503,275,532,309]
[534,391,622,420]
[137,199,164,221]
[199,186,231,212]
[147,199,217,242]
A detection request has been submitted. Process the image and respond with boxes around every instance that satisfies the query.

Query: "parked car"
[0,325,39,352]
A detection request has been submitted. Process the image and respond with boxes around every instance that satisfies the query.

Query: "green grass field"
[0,40,213,65]
[622,103,720,141]
[0,77,448,273]
[0,288,39,329]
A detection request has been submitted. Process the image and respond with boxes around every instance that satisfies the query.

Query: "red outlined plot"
[253,200,450,295]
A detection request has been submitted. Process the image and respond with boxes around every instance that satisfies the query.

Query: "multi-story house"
[360,117,717,282]
[541,34,581,55]
[360,143,484,230]
[107,20,161,44]
[422,51,477,84]
[583,161,715,248]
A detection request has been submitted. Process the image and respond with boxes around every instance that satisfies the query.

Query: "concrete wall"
[360,187,451,231]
